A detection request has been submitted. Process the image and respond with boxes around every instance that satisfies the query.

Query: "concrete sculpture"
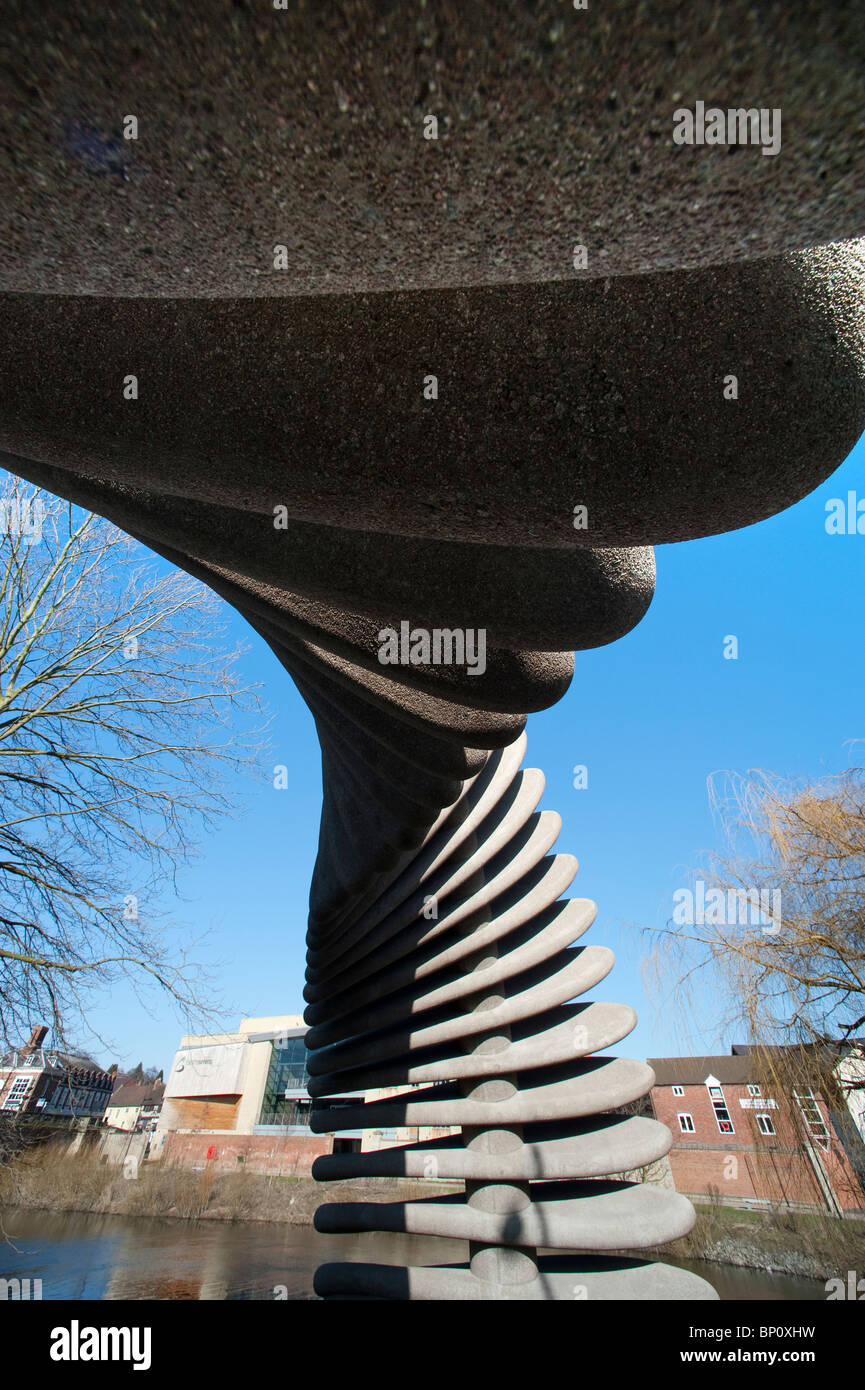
[1,0,864,1299]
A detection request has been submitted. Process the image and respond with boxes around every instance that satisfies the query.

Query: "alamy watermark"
[825,492,865,534]
[673,880,781,933]
[0,1276,43,1300]
[825,1271,865,1300]
[50,1322,151,1370]
[377,622,487,676]
[0,496,45,543]
[673,101,781,157]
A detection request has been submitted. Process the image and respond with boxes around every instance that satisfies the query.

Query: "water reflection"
[0,1209,828,1301]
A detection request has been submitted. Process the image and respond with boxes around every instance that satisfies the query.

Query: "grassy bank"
[0,1142,457,1225]
[649,1198,865,1282]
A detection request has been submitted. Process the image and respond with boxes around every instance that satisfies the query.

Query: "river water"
[0,1209,827,1300]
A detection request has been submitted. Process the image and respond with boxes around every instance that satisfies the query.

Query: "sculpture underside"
[2,0,865,1299]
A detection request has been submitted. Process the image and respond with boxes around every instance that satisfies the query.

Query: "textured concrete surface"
[1,247,864,548]
[2,1,864,297]
[3,0,864,1300]
[314,1256,719,1300]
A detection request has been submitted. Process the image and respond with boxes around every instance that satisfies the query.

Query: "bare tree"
[0,476,267,1050]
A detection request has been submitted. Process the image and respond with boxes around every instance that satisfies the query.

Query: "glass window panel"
[258,1038,312,1126]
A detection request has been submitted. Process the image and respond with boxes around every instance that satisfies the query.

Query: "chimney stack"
[26,1024,48,1051]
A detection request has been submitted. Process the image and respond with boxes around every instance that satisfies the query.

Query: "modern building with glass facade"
[254,1026,315,1132]
[150,1016,363,1171]
[152,1014,458,1173]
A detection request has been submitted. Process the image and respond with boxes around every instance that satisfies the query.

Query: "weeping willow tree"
[647,768,865,1059]
[644,764,865,1213]
[0,476,267,1052]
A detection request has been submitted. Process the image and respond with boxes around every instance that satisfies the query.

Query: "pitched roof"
[0,1045,109,1076]
[106,1082,165,1109]
[647,1055,753,1087]
[732,1040,865,1059]
[649,1041,865,1087]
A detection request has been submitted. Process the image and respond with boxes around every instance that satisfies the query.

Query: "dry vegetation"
[656,1192,865,1281]
[0,1141,458,1225]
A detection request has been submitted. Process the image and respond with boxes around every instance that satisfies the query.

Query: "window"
[747,1084,761,1096]
[258,1036,312,1126]
[282,1099,311,1126]
[678,1113,695,1133]
[51,1083,71,1111]
[707,1085,734,1134]
[756,1113,775,1136]
[793,1088,830,1152]
[672,1086,684,1097]
[1,1076,31,1111]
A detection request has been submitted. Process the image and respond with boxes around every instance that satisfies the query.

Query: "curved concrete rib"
[308,1001,636,1096]
[2,245,863,549]
[305,737,530,950]
[313,1113,668,1183]
[316,1180,697,1250]
[313,1258,718,1302]
[304,891,591,1027]
[3,0,864,298]
[307,856,581,999]
[307,809,563,967]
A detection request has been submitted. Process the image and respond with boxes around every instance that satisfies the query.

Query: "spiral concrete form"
[2,0,865,1300]
[304,731,714,1300]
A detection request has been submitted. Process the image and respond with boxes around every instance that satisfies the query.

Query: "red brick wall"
[667,1144,826,1206]
[651,1080,865,1212]
[160,1130,332,1176]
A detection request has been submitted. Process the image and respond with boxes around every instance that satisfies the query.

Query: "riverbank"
[644,1199,865,1282]
[0,1142,458,1225]
[2,1144,862,1281]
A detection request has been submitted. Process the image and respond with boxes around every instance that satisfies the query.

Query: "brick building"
[648,1048,865,1215]
[104,1080,165,1133]
[0,1025,114,1123]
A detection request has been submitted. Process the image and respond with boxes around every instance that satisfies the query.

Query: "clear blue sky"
[30,430,864,1074]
